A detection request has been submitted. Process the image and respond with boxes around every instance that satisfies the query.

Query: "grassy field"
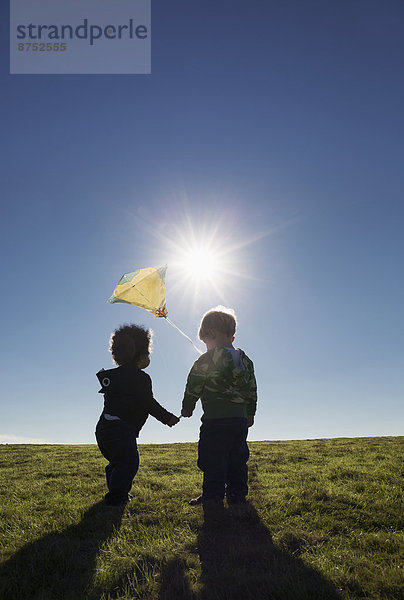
[0,437,402,600]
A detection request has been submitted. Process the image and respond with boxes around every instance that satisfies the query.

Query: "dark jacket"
[97,363,174,436]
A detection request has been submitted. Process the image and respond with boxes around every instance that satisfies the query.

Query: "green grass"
[0,437,402,599]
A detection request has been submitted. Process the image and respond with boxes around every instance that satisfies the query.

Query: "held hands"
[168,412,250,426]
[167,408,193,427]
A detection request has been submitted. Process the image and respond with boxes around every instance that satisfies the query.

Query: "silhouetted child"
[181,307,257,507]
[96,324,179,506]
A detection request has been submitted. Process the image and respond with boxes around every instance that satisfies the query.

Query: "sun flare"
[169,237,231,305]
[138,198,268,308]
[181,247,221,280]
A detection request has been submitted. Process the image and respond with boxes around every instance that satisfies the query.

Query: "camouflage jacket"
[182,346,257,420]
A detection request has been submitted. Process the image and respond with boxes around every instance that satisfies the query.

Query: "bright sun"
[170,239,228,304]
[182,247,220,279]
[141,199,266,307]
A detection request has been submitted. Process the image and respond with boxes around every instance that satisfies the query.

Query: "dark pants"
[197,417,249,501]
[95,415,140,505]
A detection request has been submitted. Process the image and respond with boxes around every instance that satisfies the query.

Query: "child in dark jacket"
[181,307,257,507]
[96,324,179,506]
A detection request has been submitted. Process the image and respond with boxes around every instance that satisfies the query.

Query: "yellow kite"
[108,265,202,353]
[108,265,167,318]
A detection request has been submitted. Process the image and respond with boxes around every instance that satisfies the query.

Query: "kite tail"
[164,317,203,355]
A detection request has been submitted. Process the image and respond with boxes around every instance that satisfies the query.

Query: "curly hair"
[198,306,237,341]
[109,324,153,366]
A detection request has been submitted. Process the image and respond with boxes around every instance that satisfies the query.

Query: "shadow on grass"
[159,503,342,600]
[0,501,124,600]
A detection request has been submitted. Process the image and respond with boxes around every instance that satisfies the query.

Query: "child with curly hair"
[181,307,257,508]
[96,324,179,506]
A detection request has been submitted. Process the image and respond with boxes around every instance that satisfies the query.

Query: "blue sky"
[1,0,403,444]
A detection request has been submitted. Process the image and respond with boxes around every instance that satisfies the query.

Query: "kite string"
[164,317,203,355]
[125,281,202,354]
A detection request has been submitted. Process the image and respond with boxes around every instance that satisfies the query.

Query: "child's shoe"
[104,492,132,506]
[188,494,203,506]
